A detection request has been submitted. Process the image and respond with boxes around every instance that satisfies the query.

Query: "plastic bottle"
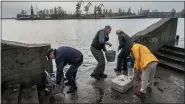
[127,57,134,78]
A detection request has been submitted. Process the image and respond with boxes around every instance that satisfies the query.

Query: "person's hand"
[108,43,112,47]
[105,42,112,47]
[45,56,49,60]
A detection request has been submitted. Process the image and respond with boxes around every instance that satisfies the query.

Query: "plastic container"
[111,75,133,93]
[50,72,56,82]
[105,50,116,62]
[127,61,134,78]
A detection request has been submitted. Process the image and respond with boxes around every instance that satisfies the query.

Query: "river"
[2,18,184,71]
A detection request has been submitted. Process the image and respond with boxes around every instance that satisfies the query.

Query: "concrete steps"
[156,45,184,73]
[159,48,184,58]
[2,84,40,104]
[156,52,184,65]
[166,45,185,52]
[1,84,20,104]
[19,85,39,104]
[158,59,184,72]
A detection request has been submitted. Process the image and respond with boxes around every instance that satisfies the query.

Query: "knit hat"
[46,48,54,59]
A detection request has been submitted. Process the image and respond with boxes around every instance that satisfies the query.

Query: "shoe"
[122,68,127,71]
[147,87,152,93]
[67,86,77,93]
[90,73,101,80]
[114,68,122,71]
[64,77,67,81]
[135,89,145,97]
[64,82,72,86]
[100,73,107,78]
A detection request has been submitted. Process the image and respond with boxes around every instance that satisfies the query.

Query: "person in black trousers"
[114,29,133,71]
[90,25,112,80]
[46,46,83,93]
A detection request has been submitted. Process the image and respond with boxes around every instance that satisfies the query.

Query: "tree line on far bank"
[17,1,185,19]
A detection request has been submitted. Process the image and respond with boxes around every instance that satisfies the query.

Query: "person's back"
[47,46,83,93]
[55,46,83,65]
[131,43,159,69]
[118,31,133,52]
[91,29,109,50]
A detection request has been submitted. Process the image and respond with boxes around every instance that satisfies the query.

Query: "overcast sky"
[1,0,184,17]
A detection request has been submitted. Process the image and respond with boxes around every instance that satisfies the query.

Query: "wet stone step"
[166,45,185,53]
[159,48,185,58]
[158,59,184,72]
[2,84,20,104]
[155,52,184,65]
[19,85,39,104]
[160,48,185,56]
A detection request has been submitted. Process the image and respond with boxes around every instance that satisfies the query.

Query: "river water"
[2,18,184,71]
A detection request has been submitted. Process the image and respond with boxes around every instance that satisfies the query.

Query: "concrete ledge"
[132,18,170,37]
[1,40,53,86]
[131,18,178,53]
[2,40,50,48]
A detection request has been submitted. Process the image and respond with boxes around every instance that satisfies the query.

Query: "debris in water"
[13,89,18,92]
[157,88,164,92]
[154,82,159,86]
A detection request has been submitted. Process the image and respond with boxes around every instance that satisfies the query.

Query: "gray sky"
[1,0,184,17]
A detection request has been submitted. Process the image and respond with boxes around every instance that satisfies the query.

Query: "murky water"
[2,18,184,71]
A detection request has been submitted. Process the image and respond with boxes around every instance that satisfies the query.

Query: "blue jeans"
[65,57,83,87]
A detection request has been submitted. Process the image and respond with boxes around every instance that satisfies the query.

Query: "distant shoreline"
[2,17,184,20]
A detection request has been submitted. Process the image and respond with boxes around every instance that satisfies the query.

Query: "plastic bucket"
[105,50,116,62]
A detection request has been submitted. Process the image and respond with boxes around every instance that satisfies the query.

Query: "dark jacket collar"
[54,49,57,59]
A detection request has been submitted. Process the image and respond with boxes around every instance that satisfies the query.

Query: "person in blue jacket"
[46,46,83,93]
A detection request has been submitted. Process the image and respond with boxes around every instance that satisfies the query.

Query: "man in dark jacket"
[46,46,83,93]
[90,25,112,80]
[114,29,133,71]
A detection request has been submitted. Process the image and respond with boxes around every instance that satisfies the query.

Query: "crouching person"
[130,43,159,97]
[46,46,83,93]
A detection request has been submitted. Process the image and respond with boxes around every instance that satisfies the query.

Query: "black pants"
[116,50,130,70]
[90,46,105,75]
[65,57,83,88]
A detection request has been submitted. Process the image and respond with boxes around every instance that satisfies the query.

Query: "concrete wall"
[1,40,53,87]
[131,18,178,53]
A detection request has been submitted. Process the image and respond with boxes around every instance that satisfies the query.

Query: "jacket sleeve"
[56,61,64,85]
[99,31,105,44]
[118,36,125,50]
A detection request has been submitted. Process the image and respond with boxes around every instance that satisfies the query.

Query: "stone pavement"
[61,63,184,103]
